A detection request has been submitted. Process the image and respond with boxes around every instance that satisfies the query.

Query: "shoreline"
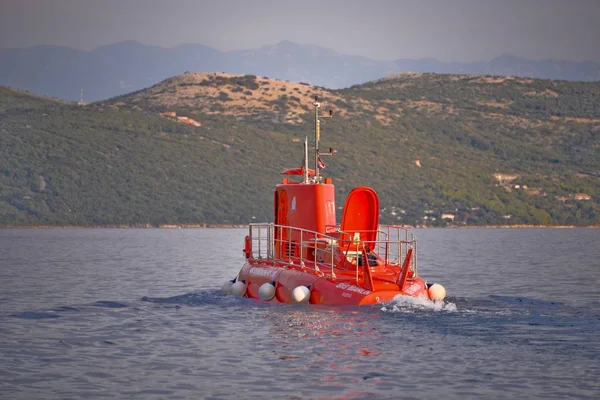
[1,224,598,230]
[0,224,249,230]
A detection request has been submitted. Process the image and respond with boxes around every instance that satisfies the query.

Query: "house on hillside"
[493,173,518,185]
[160,111,201,127]
[441,213,455,221]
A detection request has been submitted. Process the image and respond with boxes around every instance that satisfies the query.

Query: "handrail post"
[288,226,292,262]
[257,224,262,258]
[361,247,375,291]
[299,228,303,265]
[414,236,418,276]
[248,224,253,259]
[267,224,272,259]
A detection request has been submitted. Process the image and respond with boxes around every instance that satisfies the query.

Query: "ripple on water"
[1,228,600,399]
[10,311,60,319]
[380,295,458,313]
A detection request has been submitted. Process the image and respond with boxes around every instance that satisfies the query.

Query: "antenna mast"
[303,136,309,184]
[313,95,333,182]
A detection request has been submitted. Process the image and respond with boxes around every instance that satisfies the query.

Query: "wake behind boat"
[222,97,446,305]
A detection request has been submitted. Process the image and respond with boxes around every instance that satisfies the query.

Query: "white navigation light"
[231,281,247,297]
[428,283,446,301]
[258,282,276,301]
[291,286,310,303]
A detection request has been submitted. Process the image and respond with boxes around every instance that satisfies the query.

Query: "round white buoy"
[258,282,276,301]
[231,281,247,297]
[428,283,446,301]
[291,286,310,303]
[221,280,234,295]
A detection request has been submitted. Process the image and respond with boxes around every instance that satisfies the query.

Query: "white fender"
[258,282,276,301]
[221,280,234,295]
[291,286,310,303]
[428,283,446,301]
[231,280,247,297]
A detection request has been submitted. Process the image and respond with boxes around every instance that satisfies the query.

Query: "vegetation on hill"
[1,73,599,227]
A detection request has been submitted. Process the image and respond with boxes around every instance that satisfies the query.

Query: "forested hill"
[1,72,599,227]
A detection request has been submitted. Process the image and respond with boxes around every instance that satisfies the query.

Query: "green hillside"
[1,73,599,227]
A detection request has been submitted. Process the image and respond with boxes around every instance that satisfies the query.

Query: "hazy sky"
[1,0,599,62]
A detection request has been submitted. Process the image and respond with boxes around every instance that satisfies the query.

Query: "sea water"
[1,228,599,399]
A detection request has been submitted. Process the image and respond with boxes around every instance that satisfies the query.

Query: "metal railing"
[246,223,418,283]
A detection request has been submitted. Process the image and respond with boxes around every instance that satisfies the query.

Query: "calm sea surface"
[1,228,599,399]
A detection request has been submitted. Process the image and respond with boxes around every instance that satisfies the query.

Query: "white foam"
[380,295,457,313]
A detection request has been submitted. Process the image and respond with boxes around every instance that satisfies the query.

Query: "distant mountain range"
[1,40,599,102]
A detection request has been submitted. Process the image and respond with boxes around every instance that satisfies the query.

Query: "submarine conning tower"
[274,176,336,238]
[274,96,337,250]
